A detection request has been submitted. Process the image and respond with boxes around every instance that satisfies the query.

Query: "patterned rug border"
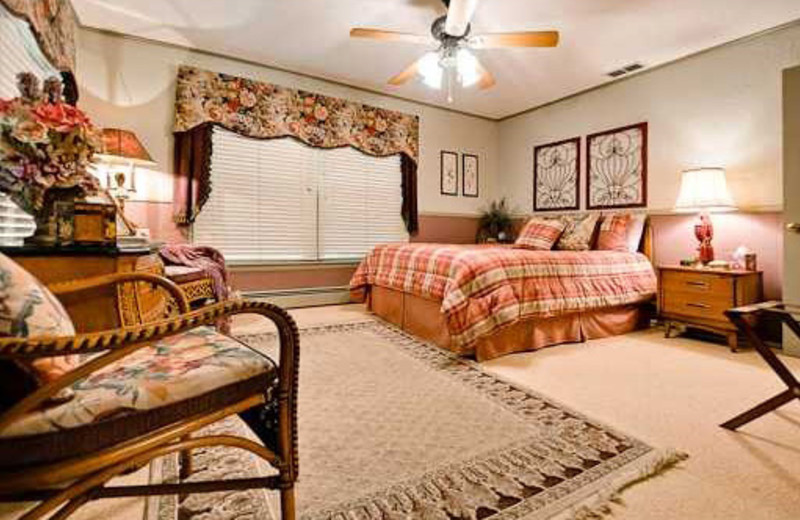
[236,318,688,520]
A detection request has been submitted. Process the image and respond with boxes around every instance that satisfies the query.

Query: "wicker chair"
[0,270,299,520]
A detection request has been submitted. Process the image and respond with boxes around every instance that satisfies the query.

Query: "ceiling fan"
[349,0,559,101]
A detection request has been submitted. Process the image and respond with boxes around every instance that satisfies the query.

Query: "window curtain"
[172,65,420,234]
[0,0,76,74]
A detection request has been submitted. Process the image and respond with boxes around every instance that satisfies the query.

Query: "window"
[194,127,408,263]
[0,2,56,245]
[0,3,59,97]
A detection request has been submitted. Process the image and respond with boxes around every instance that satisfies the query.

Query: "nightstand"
[658,265,763,351]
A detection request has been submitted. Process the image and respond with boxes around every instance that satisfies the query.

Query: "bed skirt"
[364,286,650,361]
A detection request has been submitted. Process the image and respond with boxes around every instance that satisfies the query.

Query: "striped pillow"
[514,217,566,251]
[596,214,631,251]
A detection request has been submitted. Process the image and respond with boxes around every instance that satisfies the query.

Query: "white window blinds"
[0,2,59,97]
[194,128,407,264]
[0,2,55,244]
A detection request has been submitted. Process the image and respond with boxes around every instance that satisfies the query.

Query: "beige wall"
[76,28,500,220]
[497,23,800,214]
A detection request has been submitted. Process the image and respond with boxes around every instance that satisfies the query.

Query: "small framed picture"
[462,154,479,198]
[440,150,458,196]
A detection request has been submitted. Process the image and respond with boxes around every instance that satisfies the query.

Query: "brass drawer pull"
[686,302,710,309]
[685,280,709,288]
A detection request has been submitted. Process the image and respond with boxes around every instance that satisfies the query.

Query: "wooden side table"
[658,265,763,351]
[1,245,165,332]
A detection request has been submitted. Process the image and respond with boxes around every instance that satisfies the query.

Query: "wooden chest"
[658,266,762,351]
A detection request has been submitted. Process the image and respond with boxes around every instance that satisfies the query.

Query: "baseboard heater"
[242,286,351,309]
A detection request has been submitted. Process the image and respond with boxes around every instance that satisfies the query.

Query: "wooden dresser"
[658,265,763,351]
[1,245,166,332]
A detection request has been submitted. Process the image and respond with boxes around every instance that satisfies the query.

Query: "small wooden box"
[658,265,763,351]
[73,202,116,245]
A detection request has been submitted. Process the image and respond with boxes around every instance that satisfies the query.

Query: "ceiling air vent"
[607,62,645,78]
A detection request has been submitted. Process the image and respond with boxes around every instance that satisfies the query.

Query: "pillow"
[625,213,647,253]
[556,213,600,251]
[596,214,631,252]
[514,217,566,251]
[0,253,78,409]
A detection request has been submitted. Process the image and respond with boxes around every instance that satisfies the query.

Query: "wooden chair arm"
[0,300,300,443]
[48,272,190,315]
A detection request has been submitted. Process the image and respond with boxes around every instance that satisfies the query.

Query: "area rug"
[148,319,686,520]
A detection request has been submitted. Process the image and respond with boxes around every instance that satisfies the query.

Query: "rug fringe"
[559,449,689,520]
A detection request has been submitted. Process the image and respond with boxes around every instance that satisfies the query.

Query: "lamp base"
[694,213,715,264]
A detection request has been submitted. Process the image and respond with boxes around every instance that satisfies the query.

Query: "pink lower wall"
[127,201,783,298]
[230,267,356,292]
[126,201,186,243]
[412,215,480,244]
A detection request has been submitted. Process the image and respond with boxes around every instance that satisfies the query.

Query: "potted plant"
[477,198,514,243]
[0,73,101,245]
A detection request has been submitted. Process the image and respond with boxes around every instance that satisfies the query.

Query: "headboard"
[639,216,654,264]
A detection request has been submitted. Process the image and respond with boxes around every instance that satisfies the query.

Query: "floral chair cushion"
[0,253,78,409]
[1,326,277,437]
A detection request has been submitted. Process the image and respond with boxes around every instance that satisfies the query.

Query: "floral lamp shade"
[95,128,154,165]
[674,168,736,213]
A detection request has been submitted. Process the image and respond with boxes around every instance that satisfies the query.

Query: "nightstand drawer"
[661,270,733,296]
[662,291,731,321]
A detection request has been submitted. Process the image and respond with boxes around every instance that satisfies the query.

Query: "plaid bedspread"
[350,243,657,351]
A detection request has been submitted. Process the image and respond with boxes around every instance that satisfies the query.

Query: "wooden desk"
[2,245,165,332]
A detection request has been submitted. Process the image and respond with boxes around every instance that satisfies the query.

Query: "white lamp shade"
[674,168,736,212]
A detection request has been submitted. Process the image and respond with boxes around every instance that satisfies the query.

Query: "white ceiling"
[72,0,800,120]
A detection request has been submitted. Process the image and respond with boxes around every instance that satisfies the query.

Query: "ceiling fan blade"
[471,31,560,48]
[388,56,423,86]
[474,57,496,90]
[350,28,431,45]
[444,0,480,37]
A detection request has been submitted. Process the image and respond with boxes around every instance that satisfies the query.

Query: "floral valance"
[1,0,77,73]
[174,66,419,162]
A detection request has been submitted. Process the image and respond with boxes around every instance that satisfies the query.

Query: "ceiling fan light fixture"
[418,51,443,89]
[455,48,480,87]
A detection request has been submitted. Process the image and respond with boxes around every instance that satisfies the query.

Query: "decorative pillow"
[514,217,566,251]
[625,213,648,253]
[0,253,78,409]
[556,213,600,251]
[596,214,631,252]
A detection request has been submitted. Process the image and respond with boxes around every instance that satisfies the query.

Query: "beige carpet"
[3,303,799,519]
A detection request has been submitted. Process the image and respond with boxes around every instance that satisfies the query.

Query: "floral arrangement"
[0,73,101,216]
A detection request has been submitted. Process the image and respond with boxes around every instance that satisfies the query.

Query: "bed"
[350,220,657,360]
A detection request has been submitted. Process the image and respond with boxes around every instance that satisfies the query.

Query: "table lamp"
[94,128,155,235]
[94,128,155,208]
[674,167,736,264]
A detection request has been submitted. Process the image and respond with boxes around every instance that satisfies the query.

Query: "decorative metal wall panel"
[586,122,648,209]
[533,137,580,211]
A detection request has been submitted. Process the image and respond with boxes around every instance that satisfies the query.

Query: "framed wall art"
[462,153,479,198]
[440,150,458,196]
[586,122,648,209]
[533,137,580,211]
